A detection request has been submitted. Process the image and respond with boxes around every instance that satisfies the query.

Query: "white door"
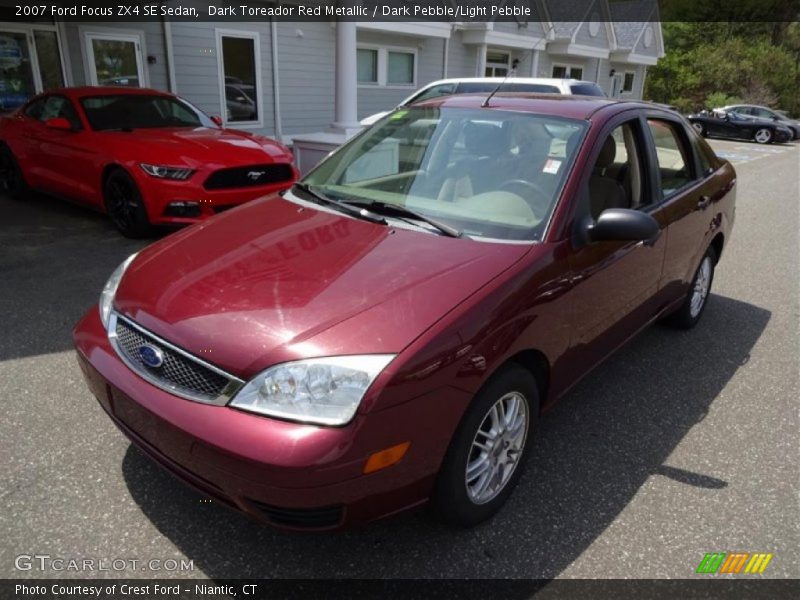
[85,32,144,87]
[610,73,623,98]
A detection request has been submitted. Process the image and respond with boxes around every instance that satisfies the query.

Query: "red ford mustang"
[73,95,736,530]
[0,87,297,237]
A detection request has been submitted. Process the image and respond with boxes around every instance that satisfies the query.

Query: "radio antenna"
[482,71,512,108]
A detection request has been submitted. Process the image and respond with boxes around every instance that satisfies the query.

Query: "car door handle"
[697,195,711,211]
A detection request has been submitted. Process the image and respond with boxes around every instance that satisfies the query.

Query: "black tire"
[665,246,717,330]
[691,122,706,137]
[104,169,154,238]
[753,127,773,145]
[433,364,539,527]
[0,144,29,200]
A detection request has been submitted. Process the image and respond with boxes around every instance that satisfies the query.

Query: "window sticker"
[543,159,561,174]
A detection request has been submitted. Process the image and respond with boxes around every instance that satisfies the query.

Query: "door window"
[646,120,696,197]
[218,33,260,124]
[485,50,510,77]
[584,120,646,219]
[25,94,81,129]
[85,33,144,87]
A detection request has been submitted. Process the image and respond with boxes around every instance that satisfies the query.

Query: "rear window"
[457,82,561,95]
[569,83,605,97]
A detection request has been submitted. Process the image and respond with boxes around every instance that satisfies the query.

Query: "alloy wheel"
[465,391,529,505]
[106,178,138,232]
[754,128,772,144]
[690,256,713,318]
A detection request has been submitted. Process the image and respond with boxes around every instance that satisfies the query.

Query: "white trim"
[357,21,451,39]
[609,51,659,66]
[547,40,610,59]
[462,28,547,51]
[162,19,177,93]
[215,28,264,129]
[55,21,72,86]
[356,44,418,89]
[80,27,148,88]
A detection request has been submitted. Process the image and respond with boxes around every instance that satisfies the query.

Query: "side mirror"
[45,117,73,131]
[588,208,660,245]
[210,115,223,127]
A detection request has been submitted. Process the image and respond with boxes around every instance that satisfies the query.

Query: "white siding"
[355,30,445,120]
[277,21,335,135]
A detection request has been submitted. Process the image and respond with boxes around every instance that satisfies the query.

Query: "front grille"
[111,313,241,404]
[248,500,344,529]
[203,163,294,190]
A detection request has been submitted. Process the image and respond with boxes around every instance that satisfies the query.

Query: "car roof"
[49,86,174,99]
[420,77,600,87]
[412,93,644,121]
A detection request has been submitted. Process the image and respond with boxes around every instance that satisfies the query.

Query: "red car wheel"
[104,169,154,238]
[0,145,29,200]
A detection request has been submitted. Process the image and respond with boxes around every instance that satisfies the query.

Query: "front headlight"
[229,355,395,426]
[139,163,195,180]
[99,253,138,330]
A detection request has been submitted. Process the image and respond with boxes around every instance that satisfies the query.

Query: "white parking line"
[713,142,796,165]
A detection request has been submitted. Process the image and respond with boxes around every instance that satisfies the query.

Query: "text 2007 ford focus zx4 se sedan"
[74,95,736,530]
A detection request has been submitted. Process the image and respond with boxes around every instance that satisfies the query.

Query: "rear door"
[643,112,718,301]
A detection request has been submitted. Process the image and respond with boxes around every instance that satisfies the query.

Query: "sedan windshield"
[304,107,586,241]
[80,95,216,131]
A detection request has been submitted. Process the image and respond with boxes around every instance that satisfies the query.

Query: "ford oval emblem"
[139,344,164,368]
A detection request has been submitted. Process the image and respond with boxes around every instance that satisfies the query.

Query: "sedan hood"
[114,195,531,377]
[105,127,290,166]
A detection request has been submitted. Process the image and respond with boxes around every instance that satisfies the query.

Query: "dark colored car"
[0,87,297,237]
[687,109,792,144]
[721,104,800,140]
[225,84,257,121]
[74,95,736,530]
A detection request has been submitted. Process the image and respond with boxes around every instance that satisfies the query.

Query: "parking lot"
[1,138,798,580]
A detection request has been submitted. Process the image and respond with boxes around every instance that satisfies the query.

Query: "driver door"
[28,95,93,200]
[564,114,669,376]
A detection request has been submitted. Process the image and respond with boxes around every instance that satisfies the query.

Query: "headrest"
[596,136,616,169]
[463,122,510,156]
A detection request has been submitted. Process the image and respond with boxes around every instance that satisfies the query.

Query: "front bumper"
[136,171,296,226]
[73,308,470,530]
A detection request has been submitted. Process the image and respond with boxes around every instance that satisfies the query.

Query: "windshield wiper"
[292,183,387,225]
[347,200,462,238]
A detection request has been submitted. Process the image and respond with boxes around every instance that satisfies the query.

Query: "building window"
[217,31,261,125]
[357,48,378,84]
[552,64,583,80]
[485,50,510,77]
[623,72,635,93]
[357,46,416,88]
[387,51,414,85]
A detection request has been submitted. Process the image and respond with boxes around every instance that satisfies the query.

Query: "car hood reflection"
[114,195,532,377]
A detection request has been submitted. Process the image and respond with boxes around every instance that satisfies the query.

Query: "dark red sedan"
[0,87,297,237]
[73,94,735,530]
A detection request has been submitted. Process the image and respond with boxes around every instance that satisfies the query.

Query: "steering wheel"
[499,179,551,220]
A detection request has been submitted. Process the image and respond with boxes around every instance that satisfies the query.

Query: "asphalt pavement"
[1,138,798,580]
